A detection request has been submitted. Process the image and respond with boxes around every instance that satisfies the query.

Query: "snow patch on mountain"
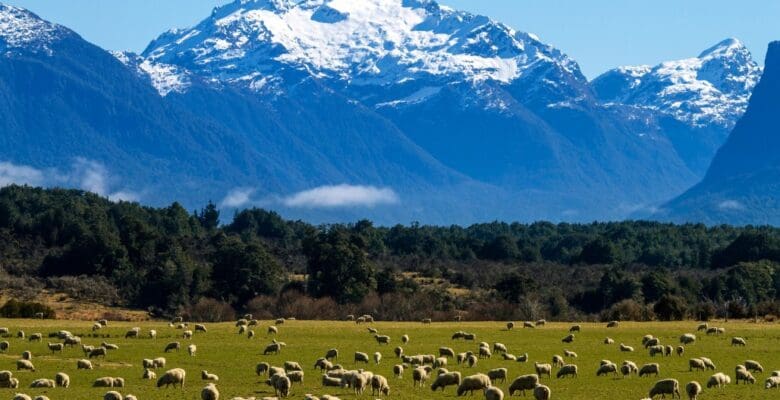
[592,38,762,128]
[0,4,63,55]
[142,0,584,90]
[112,51,191,96]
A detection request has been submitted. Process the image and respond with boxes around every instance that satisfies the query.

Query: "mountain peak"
[698,37,746,58]
[0,3,68,54]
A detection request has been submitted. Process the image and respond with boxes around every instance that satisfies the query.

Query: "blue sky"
[7,0,778,78]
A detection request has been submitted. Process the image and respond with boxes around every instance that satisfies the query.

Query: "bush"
[653,295,688,321]
[601,299,647,322]
[187,298,236,322]
[0,299,55,319]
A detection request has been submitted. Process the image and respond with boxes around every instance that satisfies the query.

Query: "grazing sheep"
[707,372,731,388]
[649,345,665,357]
[29,379,55,388]
[696,323,708,331]
[16,360,34,372]
[732,337,747,346]
[685,381,702,400]
[422,318,432,324]
[354,352,369,364]
[143,369,156,380]
[452,331,466,340]
[202,370,219,381]
[676,346,684,356]
[466,354,478,367]
[165,342,180,353]
[188,344,197,356]
[401,334,409,344]
[485,386,504,400]
[487,368,507,383]
[516,353,529,363]
[745,360,764,373]
[375,335,391,345]
[157,368,187,389]
[664,345,673,356]
[680,333,696,345]
[195,324,207,332]
[766,376,780,389]
[649,378,680,399]
[644,338,661,348]
[569,324,581,332]
[153,357,166,368]
[367,327,378,334]
[439,347,455,358]
[325,348,338,360]
[183,330,193,339]
[322,374,342,387]
[314,358,332,371]
[561,334,574,343]
[493,343,507,354]
[103,392,122,400]
[287,370,303,384]
[55,372,69,387]
[533,384,551,400]
[478,346,492,359]
[149,330,157,339]
[639,363,660,377]
[89,347,107,359]
[268,367,286,378]
[268,326,278,335]
[264,342,285,355]
[700,357,716,370]
[413,367,430,387]
[371,374,390,396]
[431,371,461,391]
[238,326,247,335]
[506,322,515,330]
[0,341,8,352]
[620,343,634,352]
[535,363,552,379]
[508,374,539,396]
[607,320,619,328]
[564,350,578,358]
[557,364,577,378]
[125,328,140,338]
[275,318,285,325]
[503,353,517,361]
[434,357,447,368]
[93,377,116,387]
[28,333,42,342]
[552,355,564,367]
[393,364,404,378]
[735,366,756,384]
[101,342,119,350]
[201,383,219,400]
[597,362,618,377]
[689,358,706,372]
[463,333,476,341]
[456,373,491,396]
[77,359,93,369]
[47,343,63,353]
[284,361,302,372]
[524,321,535,328]
[621,361,638,376]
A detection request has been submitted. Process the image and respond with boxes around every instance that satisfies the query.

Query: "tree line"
[0,185,778,321]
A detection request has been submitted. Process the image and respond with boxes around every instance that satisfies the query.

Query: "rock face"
[657,41,780,225]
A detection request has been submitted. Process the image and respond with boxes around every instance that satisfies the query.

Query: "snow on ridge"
[0,4,63,54]
[111,51,191,96]
[142,0,583,88]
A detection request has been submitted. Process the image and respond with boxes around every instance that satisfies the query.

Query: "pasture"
[0,318,777,399]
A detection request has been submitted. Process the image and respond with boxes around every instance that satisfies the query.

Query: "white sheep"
[648,345,665,357]
[263,342,285,355]
[607,320,619,328]
[77,359,93,369]
[430,371,461,391]
[164,342,180,352]
[103,392,122,400]
[556,364,577,378]
[93,377,116,387]
[157,368,186,388]
[649,378,680,398]
[534,363,552,379]
[706,372,730,388]
[516,353,529,363]
[412,366,429,387]
[374,352,382,364]
[16,360,34,372]
[456,373,491,396]
[153,357,166,368]
[188,344,197,356]
[55,372,69,387]
[202,370,219,381]
[487,367,507,383]
[680,333,696,344]
[502,353,516,361]
[439,347,455,358]
[287,370,304,384]
[533,384,551,400]
[375,335,391,345]
[735,366,756,384]
[29,379,55,388]
[325,348,338,360]
[393,364,404,378]
[149,329,157,339]
[685,381,702,400]
[201,383,219,400]
[506,322,515,330]
[493,343,507,353]
[639,363,660,377]
[354,351,369,364]
[401,334,409,344]
[508,374,539,396]
[370,374,389,396]
[731,337,747,346]
[766,376,780,389]
[484,386,504,400]
[700,357,716,370]
[143,369,157,380]
[676,345,684,356]
[745,360,764,373]
[597,362,618,377]
[195,324,207,332]
[268,326,278,335]
[562,334,574,343]
[524,321,536,328]
[621,361,638,376]
[564,349,578,358]
[47,343,63,353]
[552,355,564,367]
[603,337,614,344]
[689,358,705,371]
[466,354,478,367]
[620,343,634,352]
[569,324,581,332]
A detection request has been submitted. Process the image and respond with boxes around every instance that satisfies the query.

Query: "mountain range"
[0,0,771,224]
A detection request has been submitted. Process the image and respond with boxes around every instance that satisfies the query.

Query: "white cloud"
[283,184,399,208]
[0,158,139,202]
[0,162,45,187]
[717,199,744,211]
[220,187,255,208]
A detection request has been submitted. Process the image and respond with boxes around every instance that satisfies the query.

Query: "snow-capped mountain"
[592,38,762,130]
[0,4,72,54]
[142,0,584,91]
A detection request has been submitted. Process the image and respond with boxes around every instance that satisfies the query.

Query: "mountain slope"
[592,39,762,174]
[140,0,702,220]
[657,41,780,225]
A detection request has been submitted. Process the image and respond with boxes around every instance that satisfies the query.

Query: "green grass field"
[0,318,777,399]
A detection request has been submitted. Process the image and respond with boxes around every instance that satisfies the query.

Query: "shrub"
[187,298,236,322]
[653,295,688,321]
[0,299,55,319]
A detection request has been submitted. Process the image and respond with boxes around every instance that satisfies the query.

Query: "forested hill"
[0,185,778,321]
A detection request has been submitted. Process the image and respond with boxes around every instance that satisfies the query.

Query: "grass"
[0,318,777,399]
